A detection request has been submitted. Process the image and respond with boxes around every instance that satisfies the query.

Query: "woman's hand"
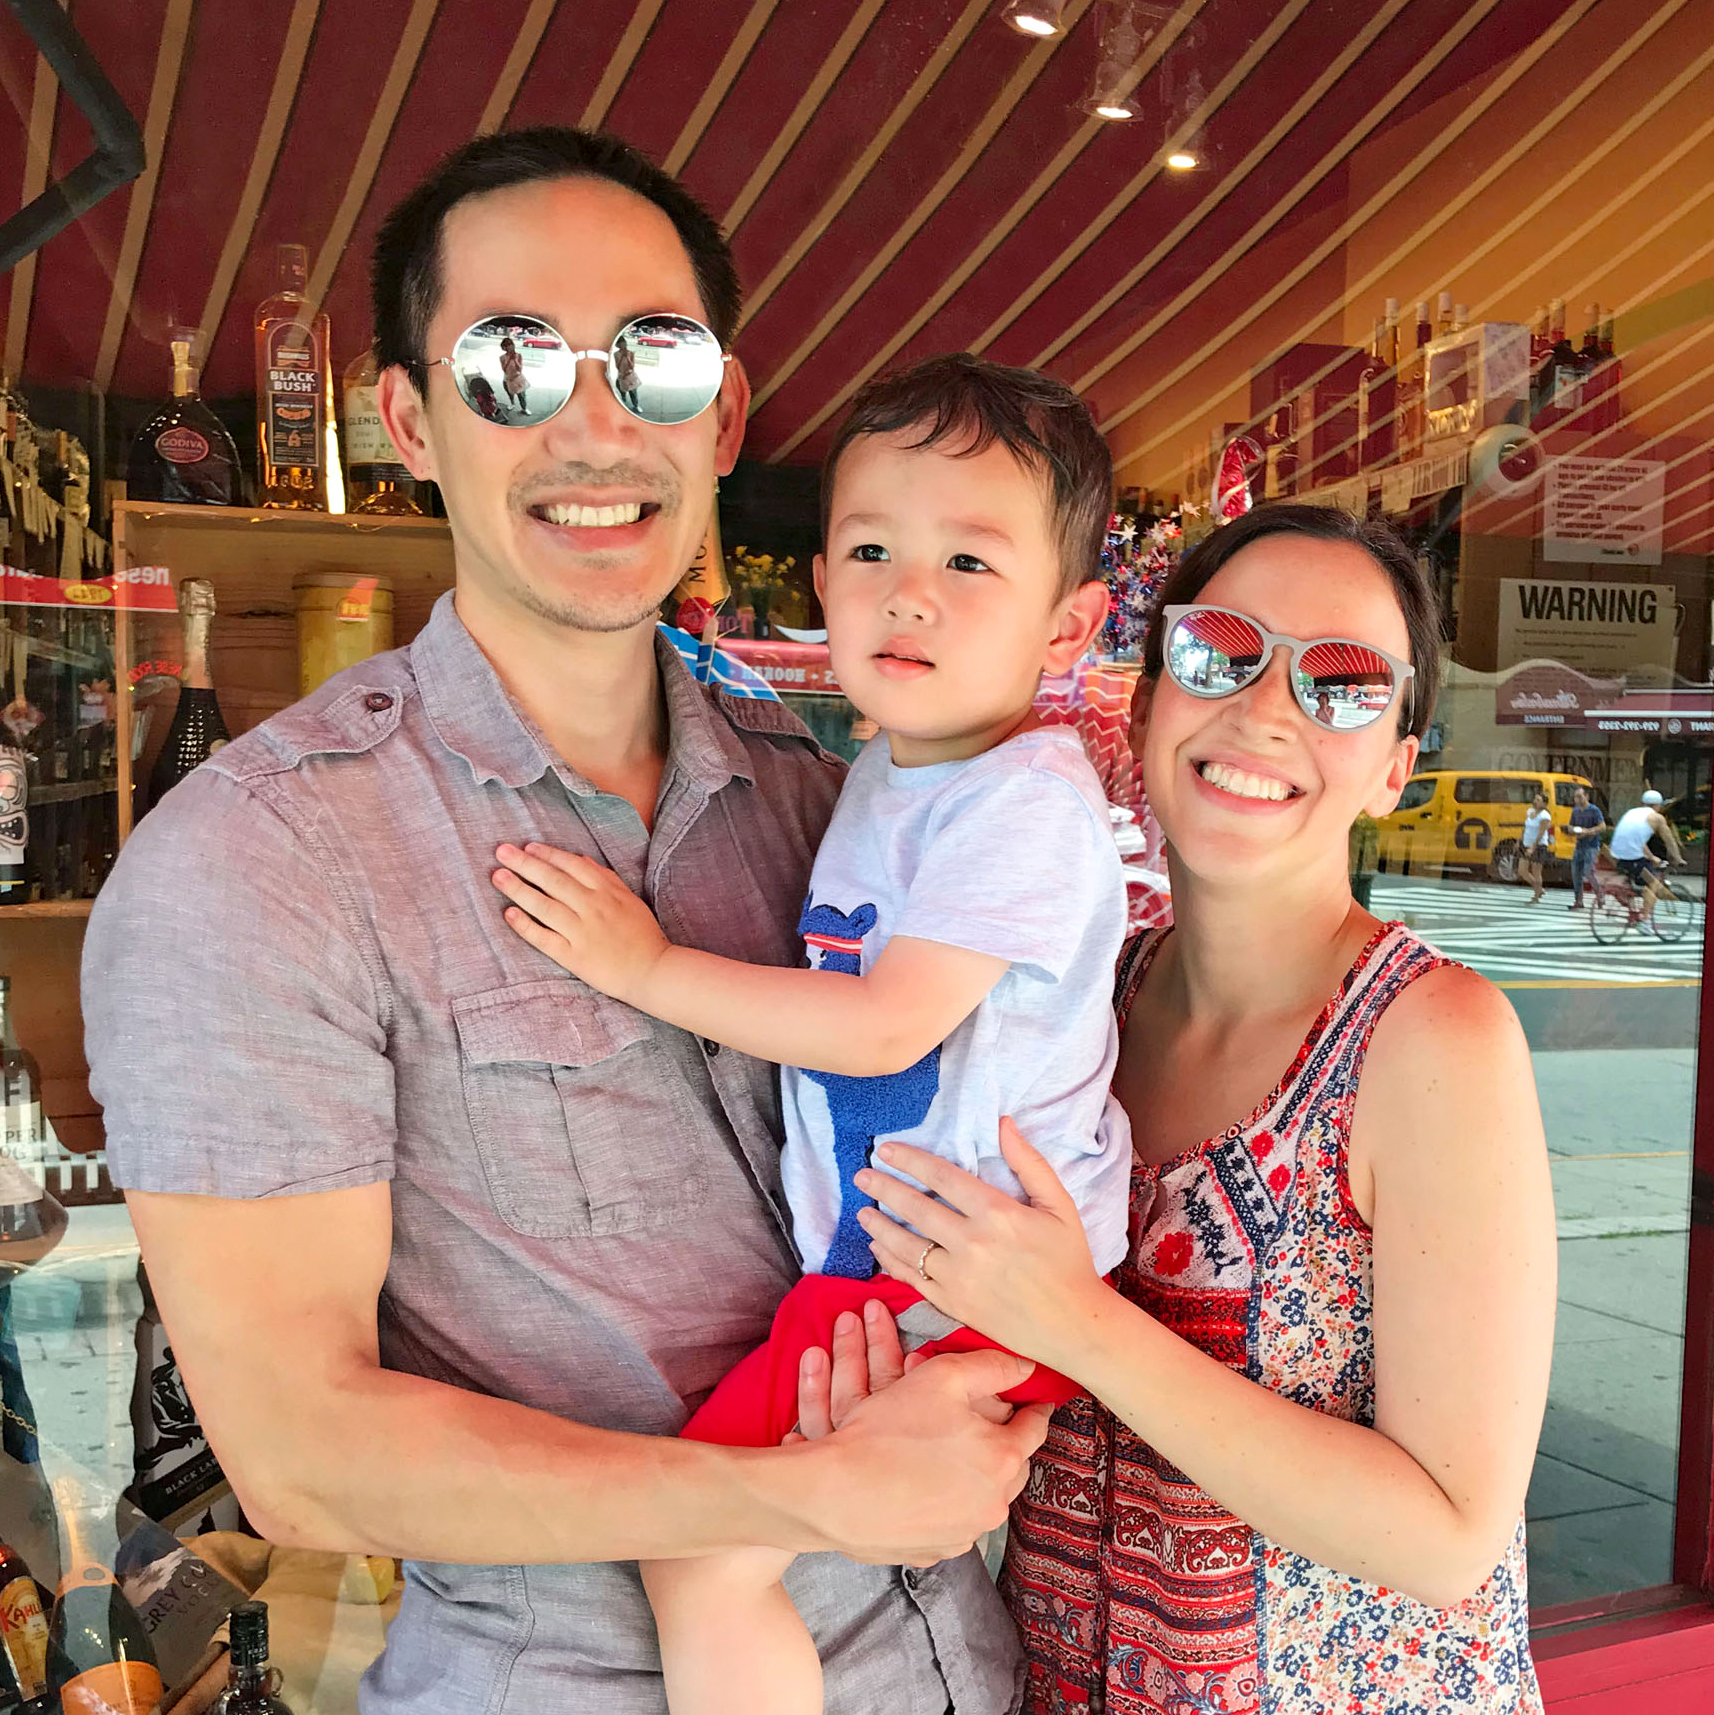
[854,1120,1115,1378]
[492,842,670,1005]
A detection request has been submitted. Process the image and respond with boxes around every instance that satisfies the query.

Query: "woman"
[1521,788,1554,904]
[850,505,1556,1713]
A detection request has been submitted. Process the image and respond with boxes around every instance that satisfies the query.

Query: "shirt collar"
[412,590,754,796]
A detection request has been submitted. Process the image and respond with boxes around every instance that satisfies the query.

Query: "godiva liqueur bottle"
[44,1488,162,1715]
[254,244,333,510]
[145,579,229,812]
[127,327,242,507]
[341,349,421,515]
[216,1602,294,1713]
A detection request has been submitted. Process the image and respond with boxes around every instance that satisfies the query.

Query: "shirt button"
[901,1567,921,1591]
[364,692,394,712]
[702,1038,721,1056]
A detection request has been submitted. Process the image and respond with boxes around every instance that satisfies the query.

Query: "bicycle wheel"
[1590,888,1631,944]
[1652,890,1693,943]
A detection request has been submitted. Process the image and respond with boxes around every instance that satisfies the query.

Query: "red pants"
[680,1272,1082,1448]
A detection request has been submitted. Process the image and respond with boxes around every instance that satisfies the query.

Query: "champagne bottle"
[0,1538,49,1708]
[45,1493,163,1715]
[0,977,44,1171]
[216,1602,293,1713]
[145,580,229,812]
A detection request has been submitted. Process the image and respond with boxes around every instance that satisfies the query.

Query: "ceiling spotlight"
[1166,150,1197,170]
[1093,100,1137,121]
[1003,1,1067,36]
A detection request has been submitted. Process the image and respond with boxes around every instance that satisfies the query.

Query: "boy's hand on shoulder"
[492,842,669,1005]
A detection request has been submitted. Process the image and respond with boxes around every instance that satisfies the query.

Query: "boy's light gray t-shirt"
[780,725,1132,1278]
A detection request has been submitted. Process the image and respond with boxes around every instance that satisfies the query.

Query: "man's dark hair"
[821,353,1114,599]
[1142,503,1442,741]
[371,127,741,393]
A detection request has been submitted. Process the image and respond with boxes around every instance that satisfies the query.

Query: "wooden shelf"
[112,498,449,535]
[0,898,93,919]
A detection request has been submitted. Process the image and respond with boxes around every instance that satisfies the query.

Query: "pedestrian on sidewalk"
[1521,790,1554,904]
[1568,785,1604,910]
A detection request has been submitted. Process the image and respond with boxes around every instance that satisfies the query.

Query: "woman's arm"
[856,966,1556,1608]
[491,841,1007,1075]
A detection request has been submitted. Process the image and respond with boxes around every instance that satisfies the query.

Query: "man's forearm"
[245,1360,828,1565]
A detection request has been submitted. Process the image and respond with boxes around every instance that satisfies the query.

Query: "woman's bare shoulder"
[1359,957,1535,1142]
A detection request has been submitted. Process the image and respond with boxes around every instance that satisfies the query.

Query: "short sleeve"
[82,769,396,1197]
[891,767,1120,982]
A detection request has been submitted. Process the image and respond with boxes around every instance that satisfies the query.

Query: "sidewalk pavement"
[1528,1047,1693,1608]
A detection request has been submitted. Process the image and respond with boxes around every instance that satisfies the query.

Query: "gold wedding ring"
[916,1240,938,1281]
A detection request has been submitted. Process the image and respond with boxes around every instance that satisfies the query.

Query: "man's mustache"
[511,463,680,514]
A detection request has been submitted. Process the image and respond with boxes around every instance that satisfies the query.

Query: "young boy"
[491,353,1132,1715]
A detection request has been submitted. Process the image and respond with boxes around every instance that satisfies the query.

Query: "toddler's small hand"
[492,842,669,1004]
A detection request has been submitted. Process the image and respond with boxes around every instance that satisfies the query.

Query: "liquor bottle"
[1545,299,1583,419]
[0,1539,49,1709]
[255,244,332,510]
[341,351,420,516]
[45,1490,163,1715]
[217,1602,293,1713]
[1452,303,1468,333]
[1397,301,1432,461]
[1358,313,1396,469]
[1435,291,1454,337]
[144,580,229,812]
[1579,304,1601,366]
[127,328,242,507]
[1596,306,1621,429]
[0,976,46,1171]
[0,736,26,905]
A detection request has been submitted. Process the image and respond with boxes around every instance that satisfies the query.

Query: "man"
[1567,784,1604,910]
[1609,788,1685,921]
[82,129,1045,1713]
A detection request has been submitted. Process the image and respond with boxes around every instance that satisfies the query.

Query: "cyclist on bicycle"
[1609,789,1684,919]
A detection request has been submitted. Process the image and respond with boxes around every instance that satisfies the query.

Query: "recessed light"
[1167,151,1198,170]
[1004,1,1066,36]
[1096,102,1136,121]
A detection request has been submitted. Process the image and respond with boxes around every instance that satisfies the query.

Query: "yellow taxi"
[1374,769,1598,882]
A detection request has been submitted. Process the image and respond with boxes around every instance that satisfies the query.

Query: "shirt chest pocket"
[453,981,710,1239]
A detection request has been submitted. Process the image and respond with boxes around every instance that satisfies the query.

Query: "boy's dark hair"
[821,353,1114,599]
[1141,503,1442,741]
[371,127,741,394]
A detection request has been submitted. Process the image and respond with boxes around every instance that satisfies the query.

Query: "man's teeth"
[1200,761,1292,802]
[540,501,643,527]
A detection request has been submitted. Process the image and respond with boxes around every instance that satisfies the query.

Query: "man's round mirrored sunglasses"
[430,311,731,428]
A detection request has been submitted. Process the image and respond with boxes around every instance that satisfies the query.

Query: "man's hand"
[787,1349,1053,1567]
[492,842,670,1005]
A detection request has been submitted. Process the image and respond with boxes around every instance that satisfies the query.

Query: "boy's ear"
[1041,579,1109,675]
[812,553,828,603]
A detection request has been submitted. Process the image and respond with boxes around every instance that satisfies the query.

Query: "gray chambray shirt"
[82,591,1023,1715]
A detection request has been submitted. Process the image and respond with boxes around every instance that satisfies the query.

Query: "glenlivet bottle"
[217,1602,293,1713]
[342,350,421,516]
[255,244,332,510]
[45,1488,163,1715]
[145,580,229,812]
[127,327,242,506]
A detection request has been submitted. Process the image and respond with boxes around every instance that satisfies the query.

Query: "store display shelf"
[0,622,106,672]
[0,897,93,918]
[32,776,115,805]
[112,499,449,537]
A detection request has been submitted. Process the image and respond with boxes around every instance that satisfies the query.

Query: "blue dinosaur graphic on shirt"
[797,898,942,1279]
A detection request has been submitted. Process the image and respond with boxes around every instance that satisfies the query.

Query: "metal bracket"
[0,0,145,276]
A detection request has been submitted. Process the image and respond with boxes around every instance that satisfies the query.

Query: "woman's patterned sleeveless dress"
[1000,923,1543,1715]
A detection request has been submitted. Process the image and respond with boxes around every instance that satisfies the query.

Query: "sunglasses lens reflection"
[450,316,574,425]
[610,315,725,425]
[1167,609,1267,696]
[1294,641,1396,730]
